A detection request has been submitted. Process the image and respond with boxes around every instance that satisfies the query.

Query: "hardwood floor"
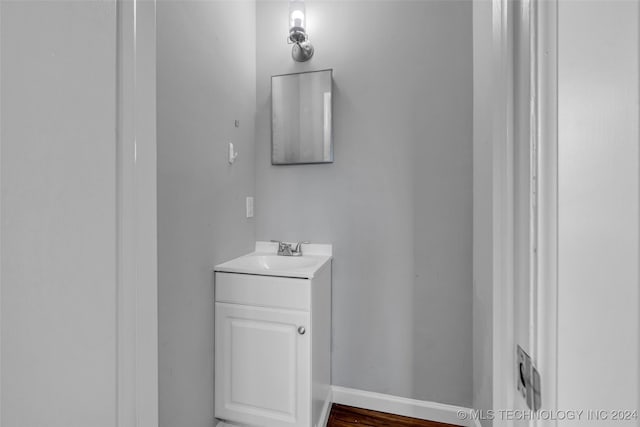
[326,404,463,427]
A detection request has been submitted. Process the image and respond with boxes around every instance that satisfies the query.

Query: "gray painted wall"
[157,2,256,426]
[1,1,118,425]
[255,0,473,406]
[472,0,493,422]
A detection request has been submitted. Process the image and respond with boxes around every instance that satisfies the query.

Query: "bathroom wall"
[157,2,256,426]
[1,1,119,425]
[255,0,473,406]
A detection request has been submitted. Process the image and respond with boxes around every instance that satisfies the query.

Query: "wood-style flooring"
[326,404,463,427]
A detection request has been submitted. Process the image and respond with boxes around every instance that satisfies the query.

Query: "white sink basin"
[214,242,332,279]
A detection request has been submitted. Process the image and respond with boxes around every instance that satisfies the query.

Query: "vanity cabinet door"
[215,302,310,427]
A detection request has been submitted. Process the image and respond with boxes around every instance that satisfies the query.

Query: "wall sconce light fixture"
[288,0,314,62]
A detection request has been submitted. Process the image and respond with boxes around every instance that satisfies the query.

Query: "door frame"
[116,1,158,426]
[533,0,558,424]
[491,0,558,425]
[491,0,516,422]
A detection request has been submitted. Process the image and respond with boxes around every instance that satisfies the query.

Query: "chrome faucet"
[271,240,310,256]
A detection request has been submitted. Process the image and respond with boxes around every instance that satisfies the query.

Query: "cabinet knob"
[297,326,306,335]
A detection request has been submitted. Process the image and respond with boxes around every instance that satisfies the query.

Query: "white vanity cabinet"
[214,243,332,427]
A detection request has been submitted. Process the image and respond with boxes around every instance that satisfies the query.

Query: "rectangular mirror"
[271,69,333,165]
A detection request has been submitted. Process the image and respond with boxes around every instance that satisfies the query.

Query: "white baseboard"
[330,386,481,427]
[217,386,480,427]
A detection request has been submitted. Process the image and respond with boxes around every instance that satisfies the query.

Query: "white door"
[555,0,640,423]
[215,303,310,427]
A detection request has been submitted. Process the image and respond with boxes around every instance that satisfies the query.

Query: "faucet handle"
[294,241,310,253]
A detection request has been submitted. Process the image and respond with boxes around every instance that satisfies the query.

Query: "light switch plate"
[246,197,254,218]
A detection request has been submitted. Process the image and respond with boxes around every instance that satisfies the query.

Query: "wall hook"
[228,142,238,164]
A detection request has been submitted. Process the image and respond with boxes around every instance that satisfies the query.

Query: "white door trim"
[0,3,4,424]
[116,1,158,426]
[492,0,516,424]
[492,1,559,425]
[534,0,558,425]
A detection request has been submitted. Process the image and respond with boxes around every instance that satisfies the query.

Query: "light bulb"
[289,0,306,31]
[291,10,305,30]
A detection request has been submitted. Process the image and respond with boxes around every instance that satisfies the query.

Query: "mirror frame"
[270,69,334,165]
